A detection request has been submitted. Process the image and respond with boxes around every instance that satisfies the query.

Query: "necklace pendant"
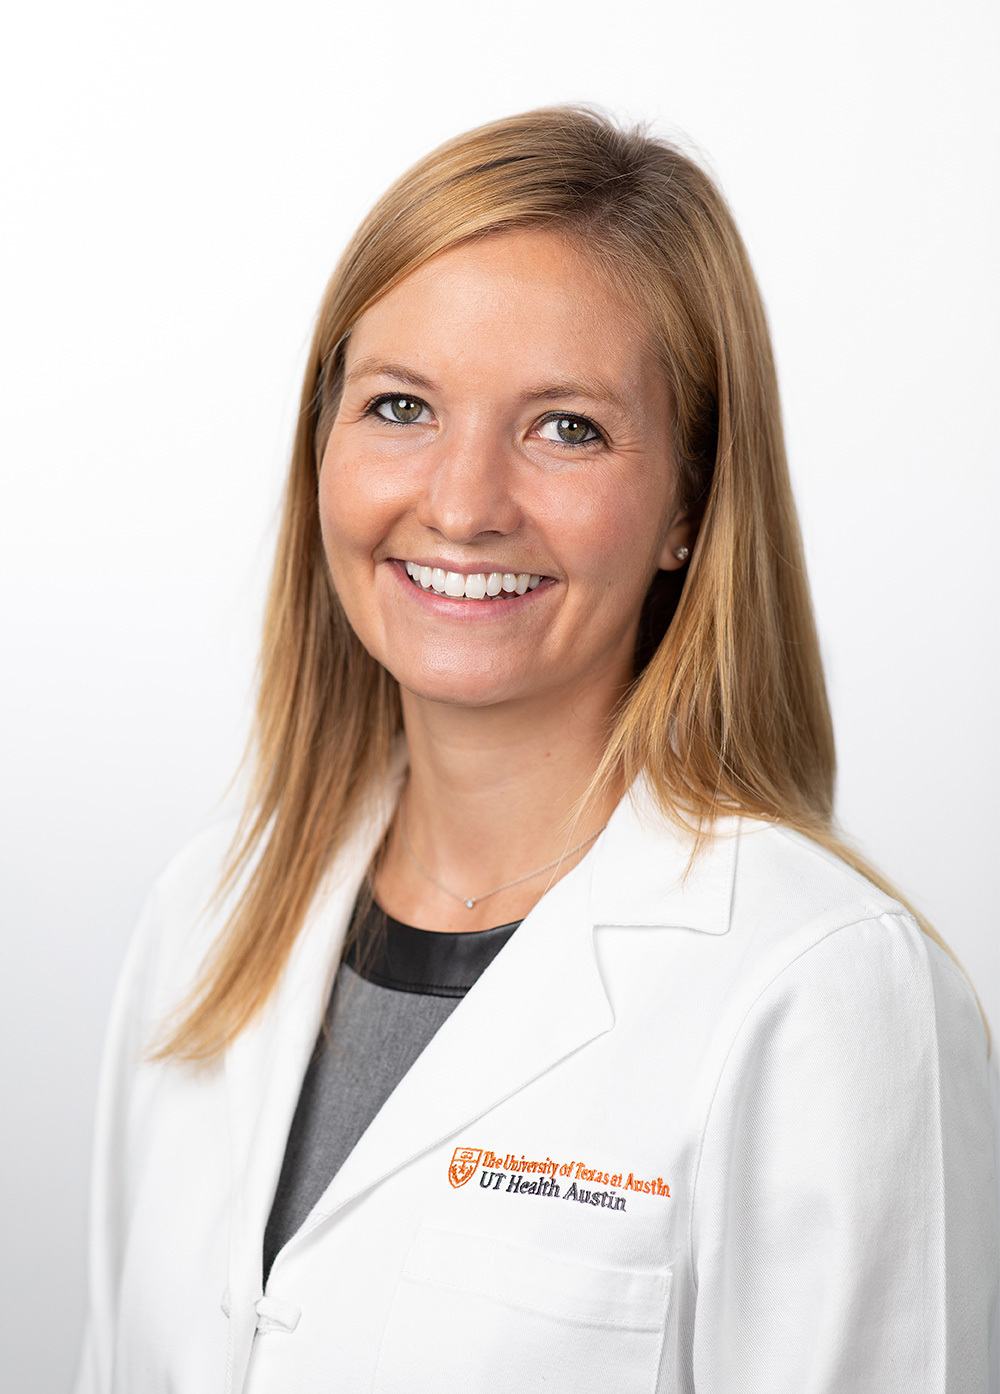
[399,802,607,918]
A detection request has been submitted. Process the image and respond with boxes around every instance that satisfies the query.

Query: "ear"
[656,508,698,572]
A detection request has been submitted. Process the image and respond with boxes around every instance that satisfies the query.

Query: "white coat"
[74,774,998,1393]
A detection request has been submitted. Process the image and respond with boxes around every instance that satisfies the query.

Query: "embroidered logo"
[448,1146,483,1188]
[450,1146,672,1214]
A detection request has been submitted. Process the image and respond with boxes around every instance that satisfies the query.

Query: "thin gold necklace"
[398,803,606,910]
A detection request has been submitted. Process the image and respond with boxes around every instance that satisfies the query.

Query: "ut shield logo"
[448,1146,483,1189]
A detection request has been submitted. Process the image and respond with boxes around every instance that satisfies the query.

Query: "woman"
[75,107,997,1392]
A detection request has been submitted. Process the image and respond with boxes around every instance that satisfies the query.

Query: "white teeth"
[464,573,487,599]
[405,564,543,599]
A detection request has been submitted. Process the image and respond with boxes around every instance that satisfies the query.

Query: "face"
[318,227,692,714]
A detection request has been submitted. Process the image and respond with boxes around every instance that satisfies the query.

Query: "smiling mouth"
[403,561,543,600]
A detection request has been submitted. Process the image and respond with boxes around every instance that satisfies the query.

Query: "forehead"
[344,227,658,400]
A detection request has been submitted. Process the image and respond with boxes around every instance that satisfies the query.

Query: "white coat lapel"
[302,844,614,1225]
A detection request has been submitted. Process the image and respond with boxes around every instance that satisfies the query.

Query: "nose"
[415,428,522,544]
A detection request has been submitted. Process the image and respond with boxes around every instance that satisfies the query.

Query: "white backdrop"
[2,0,997,1387]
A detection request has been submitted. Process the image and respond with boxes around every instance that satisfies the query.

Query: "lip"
[385,558,555,615]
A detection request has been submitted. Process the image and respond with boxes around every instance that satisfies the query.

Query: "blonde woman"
[75,108,997,1393]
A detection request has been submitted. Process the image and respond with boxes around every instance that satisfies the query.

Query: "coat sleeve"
[72,886,163,1394]
[689,912,998,1393]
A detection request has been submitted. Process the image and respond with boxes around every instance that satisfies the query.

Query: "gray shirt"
[262,899,520,1282]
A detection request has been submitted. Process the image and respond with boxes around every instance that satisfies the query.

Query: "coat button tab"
[254,1295,301,1333]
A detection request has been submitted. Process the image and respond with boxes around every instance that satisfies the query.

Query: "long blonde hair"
[157,105,986,1061]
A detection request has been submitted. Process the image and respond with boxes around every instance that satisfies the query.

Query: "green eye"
[535,414,603,446]
[374,395,425,423]
[553,416,597,444]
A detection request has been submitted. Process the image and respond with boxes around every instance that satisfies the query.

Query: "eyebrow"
[343,359,438,394]
[524,381,632,417]
[343,358,634,418]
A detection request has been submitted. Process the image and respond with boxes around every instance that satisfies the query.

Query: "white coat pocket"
[373,1225,671,1393]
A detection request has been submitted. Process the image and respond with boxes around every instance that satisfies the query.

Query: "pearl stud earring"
[673,546,690,562]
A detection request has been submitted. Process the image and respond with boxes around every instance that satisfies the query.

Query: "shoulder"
[597,779,904,946]
[730,817,904,942]
[680,824,991,1179]
[597,784,985,1051]
[147,816,240,926]
[730,820,972,1009]
[122,817,241,1025]
[719,819,988,1066]
[123,771,398,1025]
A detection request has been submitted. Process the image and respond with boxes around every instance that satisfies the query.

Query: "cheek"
[536,473,669,599]
[316,472,350,592]
[317,450,392,574]
[316,457,391,655]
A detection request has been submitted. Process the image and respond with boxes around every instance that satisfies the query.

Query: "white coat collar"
[589,774,740,934]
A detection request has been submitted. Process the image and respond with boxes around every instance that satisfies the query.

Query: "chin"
[387,652,534,710]
[396,675,524,710]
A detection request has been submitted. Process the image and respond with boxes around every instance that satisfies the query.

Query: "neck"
[376,675,626,931]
